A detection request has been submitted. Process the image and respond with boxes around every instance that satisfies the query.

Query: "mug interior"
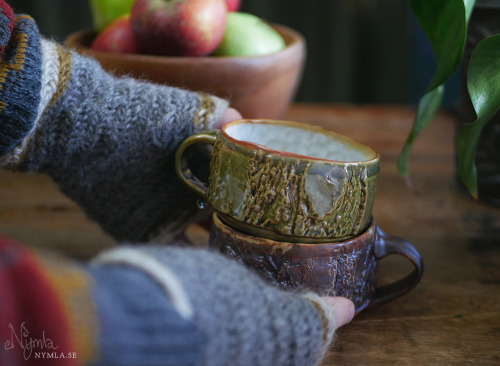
[224,120,377,162]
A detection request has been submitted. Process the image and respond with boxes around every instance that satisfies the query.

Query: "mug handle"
[367,225,424,310]
[175,130,219,198]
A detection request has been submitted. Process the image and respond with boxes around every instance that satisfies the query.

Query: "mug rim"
[221,119,380,164]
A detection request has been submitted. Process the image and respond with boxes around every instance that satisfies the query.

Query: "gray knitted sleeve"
[1,38,229,242]
[134,246,334,366]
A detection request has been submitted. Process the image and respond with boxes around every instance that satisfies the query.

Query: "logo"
[4,323,77,360]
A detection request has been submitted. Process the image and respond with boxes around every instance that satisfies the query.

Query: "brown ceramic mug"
[209,213,424,312]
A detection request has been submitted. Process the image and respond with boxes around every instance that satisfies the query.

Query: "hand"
[323,296,355,330]
[214,107,242,129]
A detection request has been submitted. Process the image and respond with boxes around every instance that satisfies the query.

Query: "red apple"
[130,0,227,57]
[225,0,241,12]
[91,14,141,54]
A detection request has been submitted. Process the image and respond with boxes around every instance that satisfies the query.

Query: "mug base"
[218,212,361,244]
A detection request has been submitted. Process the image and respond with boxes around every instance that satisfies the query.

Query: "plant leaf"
[399,0,471,179]
[409,0,468,91]
[457,34,500,197]
[397,85,444,177]
[464,0,476,22]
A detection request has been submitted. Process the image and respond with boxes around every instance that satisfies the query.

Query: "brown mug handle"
[367,225,424,310]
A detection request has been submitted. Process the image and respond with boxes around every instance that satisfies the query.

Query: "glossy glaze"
[185,119,380,240]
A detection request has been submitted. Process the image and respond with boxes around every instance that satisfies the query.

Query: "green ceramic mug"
[175,119,380,242]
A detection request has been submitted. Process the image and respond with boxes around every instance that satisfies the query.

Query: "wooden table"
[1,104,499,365]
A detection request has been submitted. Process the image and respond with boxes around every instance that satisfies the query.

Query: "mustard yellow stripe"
[31,44,72,152]
[5,43,74,170]
[14,14,33,22]
[33,249,99,364]
[46,44,73,109]
[193,93,216,131]
[0,15,32,91]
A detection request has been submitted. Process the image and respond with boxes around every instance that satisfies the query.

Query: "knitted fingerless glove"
[0,3,229,242]
[2,237,337,366]
[93,246,338,366]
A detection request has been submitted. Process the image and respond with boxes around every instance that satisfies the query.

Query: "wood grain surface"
[288,105,500,366]
[0,104,498,365]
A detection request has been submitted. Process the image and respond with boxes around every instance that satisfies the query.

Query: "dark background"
[7,0,457,107]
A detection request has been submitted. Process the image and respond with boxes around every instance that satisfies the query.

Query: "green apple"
[90,0,135,32]
[213,12,285,57]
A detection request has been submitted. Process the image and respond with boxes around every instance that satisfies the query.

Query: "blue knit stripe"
[88,265,205,366]
[0,1,15,56]
[0,12,12,54]
[0,14,41,156]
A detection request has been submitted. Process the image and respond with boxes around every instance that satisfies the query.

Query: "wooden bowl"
[65,25,306,119]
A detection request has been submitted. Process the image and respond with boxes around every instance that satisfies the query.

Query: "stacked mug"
[176,119,423,312]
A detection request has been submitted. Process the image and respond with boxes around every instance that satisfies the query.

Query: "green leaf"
[457,34,500,196]
[397,85,445,177]
[399,0,472,180]
[409,0,468,91]
[467,35,500,121]
[464,0,476,22]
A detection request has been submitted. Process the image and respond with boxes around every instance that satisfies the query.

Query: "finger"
[213,107,242,129]
[323,297,355,329]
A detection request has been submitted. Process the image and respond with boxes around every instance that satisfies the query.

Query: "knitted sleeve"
[0,3,230,242]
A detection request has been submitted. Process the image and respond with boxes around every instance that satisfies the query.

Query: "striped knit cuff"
[0,237,91,366]
[34,249,100,365]
[0,38,65,168]
[193,93,229,132]
[0,13,42,156]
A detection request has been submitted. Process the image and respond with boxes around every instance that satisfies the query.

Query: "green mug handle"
[175,130,219,198]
